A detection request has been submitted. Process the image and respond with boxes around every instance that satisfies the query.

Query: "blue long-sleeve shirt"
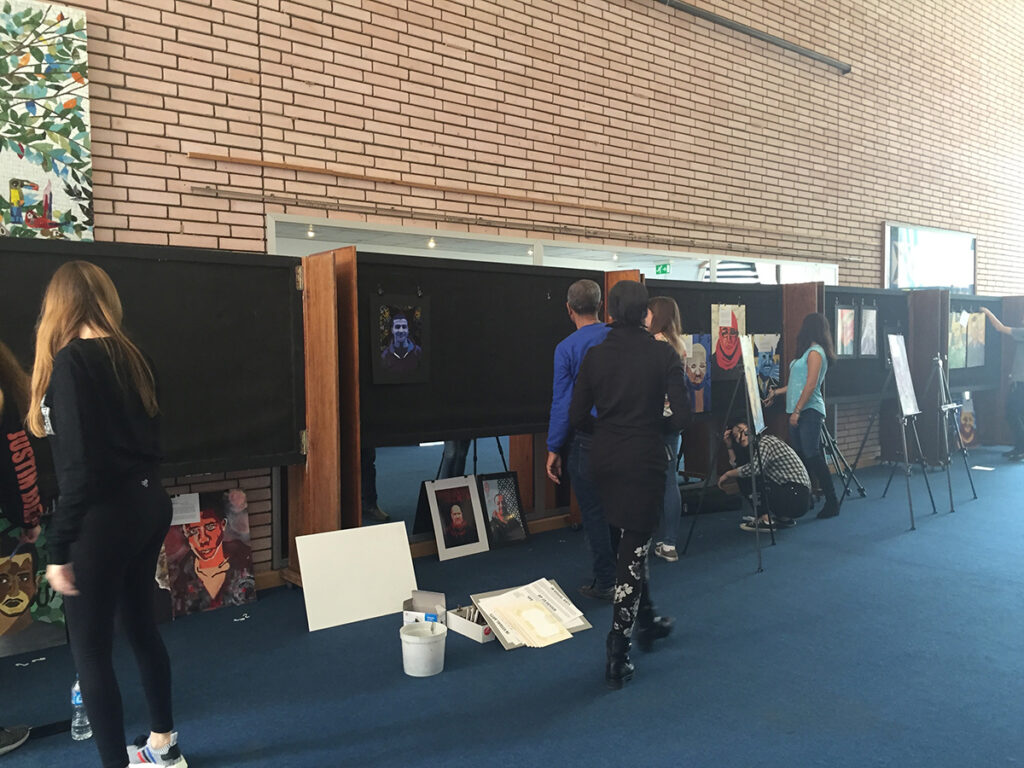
[546,322,610,453]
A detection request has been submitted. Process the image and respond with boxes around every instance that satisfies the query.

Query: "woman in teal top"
[764,313,839,518]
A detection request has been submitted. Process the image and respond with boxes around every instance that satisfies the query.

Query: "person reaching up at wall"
[27,261,186,768]
[763,312,839,519]
[980,307,1024,460]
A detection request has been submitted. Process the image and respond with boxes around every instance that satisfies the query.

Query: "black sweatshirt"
[0,398,44,531]
[44,338,162,564]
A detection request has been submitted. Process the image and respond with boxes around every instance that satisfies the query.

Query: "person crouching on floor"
[718,420,812,532]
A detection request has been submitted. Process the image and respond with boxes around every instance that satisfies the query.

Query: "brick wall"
[75,0,1023,291]
[68,0,1024,555]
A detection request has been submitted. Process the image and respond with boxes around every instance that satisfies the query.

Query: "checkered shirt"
[736,434,811,489]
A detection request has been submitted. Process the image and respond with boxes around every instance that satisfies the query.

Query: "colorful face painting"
[966,312,986,368]
[958,399,977,447]
[753,334,781,397]
[0,1,93,240]
[0,527,66,658]
[682,334,712,413]
[712,305,745,371]
[164,490,255,618]
[948,313,967,370]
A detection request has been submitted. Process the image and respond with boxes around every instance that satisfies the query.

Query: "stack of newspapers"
[473,578,591,649]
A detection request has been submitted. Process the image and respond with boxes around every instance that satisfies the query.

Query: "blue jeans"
[567,433,616,590]
[658,432,682,546]
[789,408,824,460]
[439,440,470,479]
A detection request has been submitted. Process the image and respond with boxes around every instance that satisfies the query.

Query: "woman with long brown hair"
[645,296,686,562]
[0,337,45,757]
[764,312,839,519]
[28,261,185,768]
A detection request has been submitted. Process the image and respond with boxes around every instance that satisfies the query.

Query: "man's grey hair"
[567,279,601,316]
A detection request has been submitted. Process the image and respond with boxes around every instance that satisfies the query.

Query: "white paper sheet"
[170,493,201,525]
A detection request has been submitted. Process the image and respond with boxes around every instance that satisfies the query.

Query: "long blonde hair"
[0,338,30,420]
[647,296,686,360]
[28,261,157,437]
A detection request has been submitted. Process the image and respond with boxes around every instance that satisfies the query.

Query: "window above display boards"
[884,222,976,294]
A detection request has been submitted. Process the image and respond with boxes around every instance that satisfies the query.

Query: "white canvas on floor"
[296,523,417,632]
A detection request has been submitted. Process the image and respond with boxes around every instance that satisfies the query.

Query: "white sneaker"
[654,543,679,562]
[127,732,187,766]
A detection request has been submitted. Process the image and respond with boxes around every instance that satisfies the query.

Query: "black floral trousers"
[611,529,653,638]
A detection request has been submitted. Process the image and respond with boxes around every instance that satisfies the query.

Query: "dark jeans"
[439,439,470,479]
[64,471,174,768]
[740,476,811,520]
[1009,383,1024,451]
[567,433,616,590]
[789,409,837,503]
[360,445,376,508]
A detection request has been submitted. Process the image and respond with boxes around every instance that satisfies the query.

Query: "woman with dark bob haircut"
[569,280,689,689]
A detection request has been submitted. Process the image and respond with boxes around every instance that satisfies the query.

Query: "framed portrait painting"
[477,472,528,548]
[425,476,489,561]
[369,294,430,385]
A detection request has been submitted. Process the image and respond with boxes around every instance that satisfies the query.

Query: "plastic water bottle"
[71,678,92,741]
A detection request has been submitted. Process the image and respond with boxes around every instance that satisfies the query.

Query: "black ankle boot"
[605,632,635,690]
[809,456,839,518]
[634,605,674,652]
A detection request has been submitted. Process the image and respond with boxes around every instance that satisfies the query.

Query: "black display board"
[823,287,908,403]
[357,253,603,446]
[948,295,1003,392]
[0,239,305,476]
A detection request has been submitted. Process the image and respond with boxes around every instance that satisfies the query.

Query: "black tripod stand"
[881,409,938,530]
[920,354,978,511]
[820,421,866,508]
[434,436,509,480]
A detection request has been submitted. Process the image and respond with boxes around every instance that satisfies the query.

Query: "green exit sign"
[655,263,671,275]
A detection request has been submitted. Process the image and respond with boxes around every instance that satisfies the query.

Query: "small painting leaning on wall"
[0,0,92,240]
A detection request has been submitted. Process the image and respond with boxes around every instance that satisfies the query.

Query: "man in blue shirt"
[546,279,615,601]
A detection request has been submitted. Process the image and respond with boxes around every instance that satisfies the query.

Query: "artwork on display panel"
[0,524,66,658]
[887,334,920,417]
[958,396,977,447]
[859,307,878,358]
[711,304,745,374]
[0,0,93,240]
[477,472,528,548]
[681,334,712,413]
[740,336,765,435]
[835,305,856,358]
[966,312,986,368]
[425,476,489,561]
[948,312,967,370]
[370,294,430,385]
[752,333,781,398]
[164,490,256,618]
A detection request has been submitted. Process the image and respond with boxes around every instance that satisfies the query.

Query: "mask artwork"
[681,334,712,413]
[712,305,745,372]
[959,397,977,447]
[164,490,256,618]
[753,334,781,398]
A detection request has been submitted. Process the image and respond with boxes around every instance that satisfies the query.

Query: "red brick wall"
[77,0,1023,291]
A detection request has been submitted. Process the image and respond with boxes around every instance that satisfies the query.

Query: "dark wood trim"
[335,248,363,529]
[603,269,642,322]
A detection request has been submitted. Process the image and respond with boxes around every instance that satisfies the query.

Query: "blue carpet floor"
[8,447,1024,767]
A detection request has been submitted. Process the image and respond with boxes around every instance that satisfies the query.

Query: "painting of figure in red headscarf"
[712,304,746,371]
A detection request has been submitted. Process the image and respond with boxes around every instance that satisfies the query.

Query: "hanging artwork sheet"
[370,294,430,385]
[681,334,712,413]
[0,524,65,658]
[860,307,878,357]
[948,312,967,369]
[752,334,781,398]
[711,304,745,374]
[0,1,93,240]
[966,312,986,368]
[835,305,856,357]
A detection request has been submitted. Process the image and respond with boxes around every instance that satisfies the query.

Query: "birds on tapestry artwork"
[9,178,58,230]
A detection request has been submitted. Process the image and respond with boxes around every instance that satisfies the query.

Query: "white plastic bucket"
[399,621,447,677]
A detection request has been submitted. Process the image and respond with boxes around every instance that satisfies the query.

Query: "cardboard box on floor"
[470,578,591,651]
[446,606,496,643]
[402,590,447,625]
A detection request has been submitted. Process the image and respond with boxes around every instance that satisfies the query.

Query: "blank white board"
[296,522,417,631]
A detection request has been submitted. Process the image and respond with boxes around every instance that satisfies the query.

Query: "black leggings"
[64,472,173,768]
[611,529,653,639]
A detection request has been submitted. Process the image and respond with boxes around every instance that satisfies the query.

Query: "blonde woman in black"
[27,262,186,768]
[570,280,689,689]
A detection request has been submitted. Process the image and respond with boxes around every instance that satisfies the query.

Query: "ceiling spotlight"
[306,224,316,238]
[527,248,534,257]
[427,237,437,249]
[612,253,619,262]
